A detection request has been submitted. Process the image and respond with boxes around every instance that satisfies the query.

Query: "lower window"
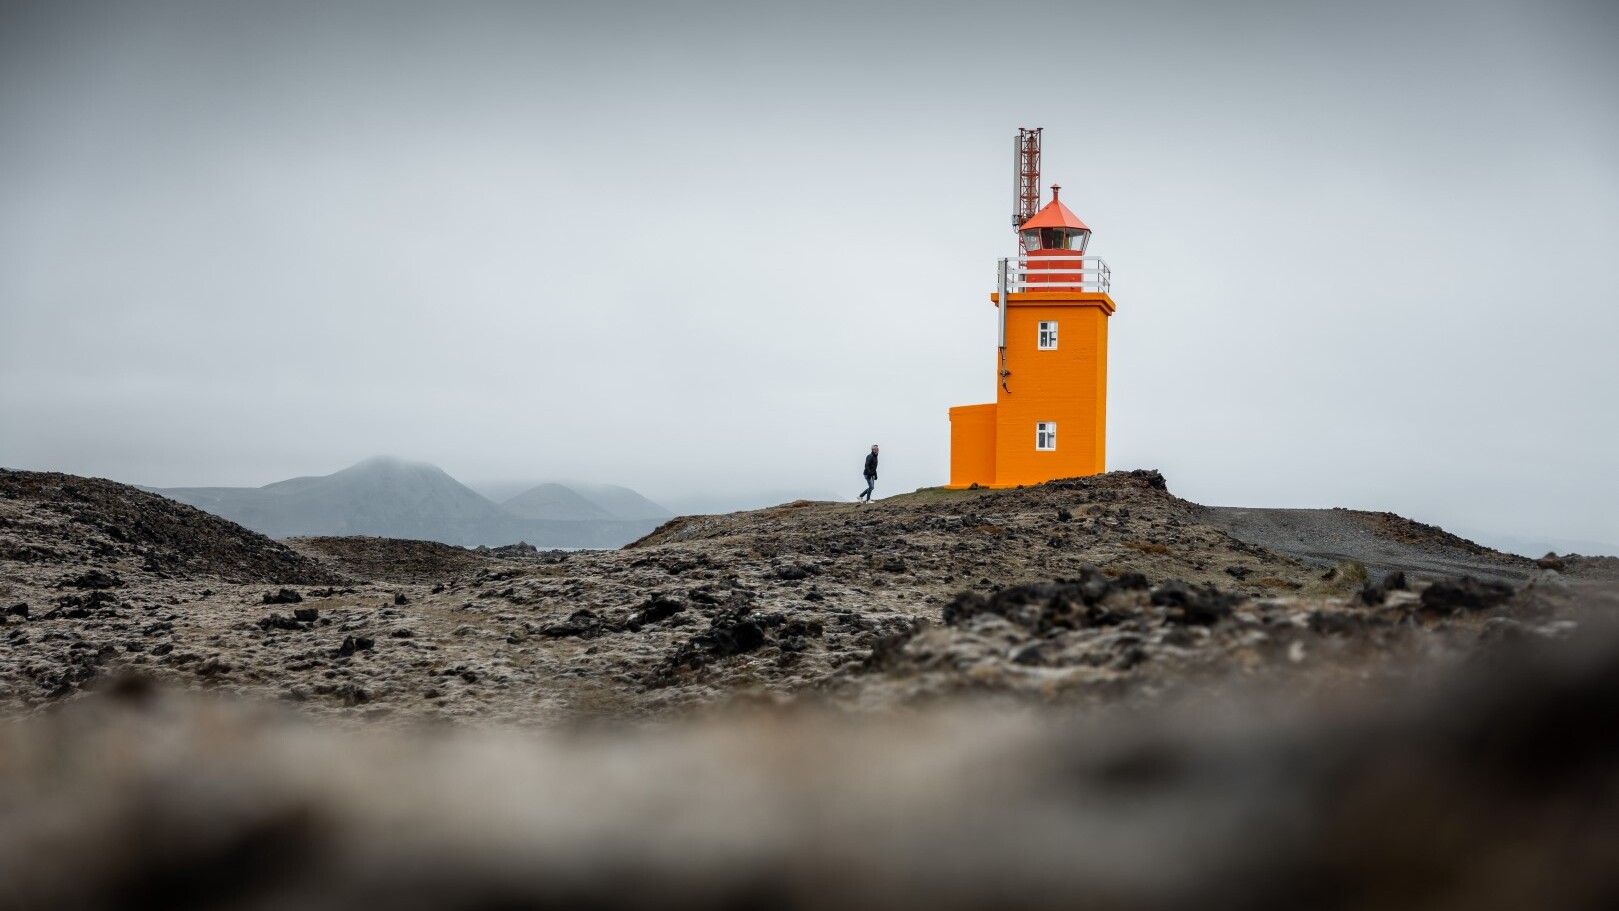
[1036,422,1057,451]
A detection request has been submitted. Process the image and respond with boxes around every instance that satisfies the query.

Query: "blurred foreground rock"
[2,608,1617,911]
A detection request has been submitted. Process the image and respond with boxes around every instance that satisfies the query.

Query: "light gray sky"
[2,0,1616,547]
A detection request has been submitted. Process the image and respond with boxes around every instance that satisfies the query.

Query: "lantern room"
[1018,185,1090,253]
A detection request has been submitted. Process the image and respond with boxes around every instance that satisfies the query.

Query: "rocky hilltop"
[0,470,340,585]
[2,466,1617,908]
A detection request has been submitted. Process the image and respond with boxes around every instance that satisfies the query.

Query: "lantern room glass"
[1022,228,1091,251]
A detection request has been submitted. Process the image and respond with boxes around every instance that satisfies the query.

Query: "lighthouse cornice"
[990,291,1116,315]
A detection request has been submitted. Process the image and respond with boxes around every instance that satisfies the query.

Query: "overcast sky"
[2,0,1616,548]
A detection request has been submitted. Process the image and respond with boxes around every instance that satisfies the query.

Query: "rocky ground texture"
[3,467,1616,723]
[2,466,1617,908]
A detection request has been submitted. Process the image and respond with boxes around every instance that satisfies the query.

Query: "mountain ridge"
[148,457,667,548]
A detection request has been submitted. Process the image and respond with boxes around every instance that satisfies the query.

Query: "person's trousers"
[859,476,875,501]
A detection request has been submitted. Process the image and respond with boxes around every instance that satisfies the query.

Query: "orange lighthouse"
[947,129,1115,488]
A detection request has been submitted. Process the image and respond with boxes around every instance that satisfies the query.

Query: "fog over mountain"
[501,483,616,522]
[151,457,668,548]
[567,484,673,522]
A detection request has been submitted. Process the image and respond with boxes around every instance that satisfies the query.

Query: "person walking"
[858,444,879,503]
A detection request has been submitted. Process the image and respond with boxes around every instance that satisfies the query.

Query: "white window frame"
[1038,320,1058,350]
[1036,421,1057,451]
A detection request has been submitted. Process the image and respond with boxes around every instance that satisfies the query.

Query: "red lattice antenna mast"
[1013,127,1042,236]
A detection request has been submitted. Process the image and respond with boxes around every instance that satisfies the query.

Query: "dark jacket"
[863,452,879,479]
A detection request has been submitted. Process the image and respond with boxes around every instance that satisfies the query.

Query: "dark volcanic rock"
[626,596,686,630]
[61,569,123,590]
[337,636,375,657]
[1422,576,1515,613]
[943,570,1122,634]
[542,610,605,639]
[263,589,303,605]
[54,591,115,614]
[652,605,772,682]
[1149,580,1242,625]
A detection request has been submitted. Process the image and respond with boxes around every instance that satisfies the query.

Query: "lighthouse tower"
[947,134,1115,488]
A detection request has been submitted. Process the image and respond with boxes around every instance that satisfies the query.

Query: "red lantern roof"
[1018,185,1090,232]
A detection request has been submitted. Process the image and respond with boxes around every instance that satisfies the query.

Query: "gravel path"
[1200,506,1533,583]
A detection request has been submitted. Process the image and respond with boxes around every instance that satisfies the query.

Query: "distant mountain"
[570,483,673,521]
[158,457,507,541]
[502,483,616,521]
[467,481,673,521]
[151,457,664,549]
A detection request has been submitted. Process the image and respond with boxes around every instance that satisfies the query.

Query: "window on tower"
[1037,422,1057,451]
[1038,321,1058,349]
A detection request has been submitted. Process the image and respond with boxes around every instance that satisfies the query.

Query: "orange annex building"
[948,129,1115,488]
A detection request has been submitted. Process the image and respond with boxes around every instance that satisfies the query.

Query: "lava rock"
[652,605,771,681]
[1421,576,1515,614]
[394,593,409,605]
[1150,580,1242,625]
[55,591,115,613]
[1310,612,1365,635]
[1537,553,1566,571]
[337,635,375,657]
[258,613,304,632]
[1011,643,1046,665]
[779,619,825,639]
[62,569,123,590]
[626,596,686,630]
[541,609,605,639]
[1113,573,1150,591]
[263,589,303,605]
[943,570,1123,634]
[293,607,319,623]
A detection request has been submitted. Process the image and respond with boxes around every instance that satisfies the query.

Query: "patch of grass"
[1124,542,1171,555]
[885,486,996,505]
[1257,577,1303,590]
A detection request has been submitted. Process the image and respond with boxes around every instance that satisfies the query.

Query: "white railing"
[1007,255,1111,293]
